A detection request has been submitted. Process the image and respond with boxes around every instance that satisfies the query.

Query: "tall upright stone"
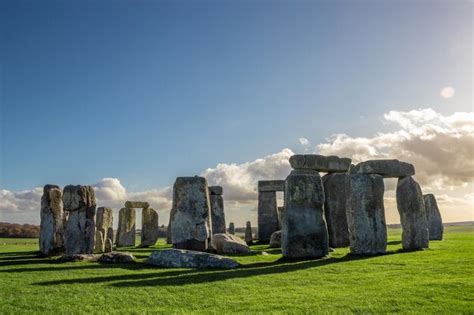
[63,185,96,256]
[258,180,284,242]
[209,186,226,234]
[166,208,175,244]
[95,207,113,252]
[396,176,429,250]
[322,173,350,248]
[423,194,443,240]
[345,174,387,255]
[228,222,235,235]
[277,207,284,230]
[116,207,136,247]
[39,185,64,256]
[170,176,212,251]
[282,169,328,258]
[141,207,159,247]
[245,221,253,244]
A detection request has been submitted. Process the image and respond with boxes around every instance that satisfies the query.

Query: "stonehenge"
[170,176,212,251]
[423,194,444,240]
[141,207,159,247]
[209,186,226,234]
[62,185,97,256]
[116,207,136,247]
[258,180,284,242]
[95,207,113,253]
[228,222,235,235]
[39,185,64,256]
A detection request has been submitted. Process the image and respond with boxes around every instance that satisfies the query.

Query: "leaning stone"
[352,159,415,178]
[289,154,351,172]
[397,176,429,250]
[96,207,113,252]
[39,185,64,256]
[245,221,253,244]
[116,207,136,247]
[170,177,212,251]
[141,208,159,247]
[124,201,150,209]
[63,185,96,256]
[228,222,235,235]
[209,187,226,234]
[269,230,281,248]
[258,189,279,242]
[282,169,329,258]
[147,249,240,269]
[98,252,136,264]
[346,174,387,255]
[212,233,250,254]
[258,180,285,192]
[94,230,105,253]
[322,173,350,248]
[423,194,444,240]
[104,238,113,253]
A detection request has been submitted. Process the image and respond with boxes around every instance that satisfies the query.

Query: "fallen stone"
[104,238,113,253]
[116,207,136,247]
[210,187,226,234]
[141,207,159,247]
[269,230,281,248]
[39,184,64,256]
[245,221,253,244]
[397,176,429,250]
[258,180,285,192]
[228,222,235,235]
[98,252,136,264]
[212,233,250,254]
[423,194,444,240]
[59,254,100,262]
[346,174,387,255]
[322,173,350,248]
[124,201,150,209]
[147,249,240,269]
[282,169,329,258]
[289,155,352,172]
[352,159,415,178]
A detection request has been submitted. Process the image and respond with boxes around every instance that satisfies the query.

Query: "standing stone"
[116,207,136,247]
[322,173,350,248]
[258,191,279,242]
[39,185,64,256]
[345,174,387,255]
[95,207,113,253]
[228,222,235,235]
[63,185,96,256]
[170,177,212,251]
[277,207,284,230]
[104,238,113,253]
[245,221,253,244]
[166,208,175,244]
[282,169,329,258]
[423,194,443,240]
[107,227,114,243]
[141,208,159,247]
[94,230,105,253]
[396,176,429,250]
[209,186,226,234]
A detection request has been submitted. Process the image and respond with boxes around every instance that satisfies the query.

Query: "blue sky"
[1,1,472,225]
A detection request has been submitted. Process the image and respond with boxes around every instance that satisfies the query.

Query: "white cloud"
[440,86,455,99]
[299,137,310,146]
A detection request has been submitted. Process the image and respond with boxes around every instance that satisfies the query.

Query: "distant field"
[0,226,473,313]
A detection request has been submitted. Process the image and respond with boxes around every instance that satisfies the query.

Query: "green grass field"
[1,226,473,314]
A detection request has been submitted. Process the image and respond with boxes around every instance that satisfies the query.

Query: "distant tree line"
[0,222,40,238]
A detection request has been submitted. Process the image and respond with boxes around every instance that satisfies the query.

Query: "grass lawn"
[0,226,473,314]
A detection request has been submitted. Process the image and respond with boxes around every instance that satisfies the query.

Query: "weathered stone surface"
[98,252,136,264]
[258,180,285,192]
[141,208,159,247]
[245,221,253,244]
[277,206,284,230]
[228,222,235,235]
[166,208,176,244]
[352,159,415,178]
[59,254,100,262]
[94,230,105,253]
[107,227,114,243]
[346,174,387,255]
[212,233,250,254]
[397,176,429,250]
[282,169,329,258]
[210,190,226,234]
[170,177,211,251]
[116,207,136,247]
[104,238,113,253]
[322,173,350,248]
[124,201,150,209]
[423,194,444,240]
[269,230,281,248]
[63,185,96,256]
[289,154,352,172]
[147,249,240,269]
[96,207,113,252]
[258,191,279,242]
[39,185,64,256]
[208,186,223,195]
